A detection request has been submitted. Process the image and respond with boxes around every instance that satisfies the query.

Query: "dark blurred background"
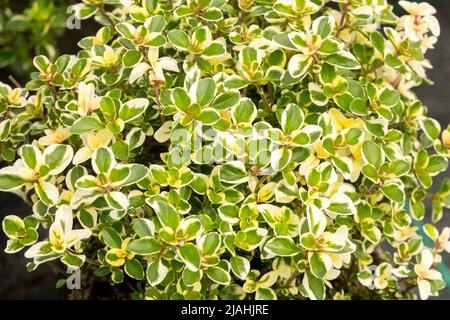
[0,0,449,299]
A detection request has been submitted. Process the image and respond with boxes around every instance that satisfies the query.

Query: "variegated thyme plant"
[1,0,450,300]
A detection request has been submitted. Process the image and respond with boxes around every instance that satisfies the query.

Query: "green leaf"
[320,63,337,83]
[20,228,38,246]
[234,228,268,251]
[219,161,248,184]
[343,128,363,145]
[171,87,191,113]
[327,194,355,215]
[256,288,277,300]
[109,167,130,187]
[71,58,90,78]
[303,271,325,300]
[205,267,231,285]
[198,108,220,125]
[177,243,201,271]
[122,50,142,68]
[124,259,145,280]
[100,96,117,121]
[0,173,29,191]
[325,51,360,69]
[116,23,135,39]
[265,237,299,256]
[210,91,240,110]
[178,218,203,241]
[218,204,240,224]
[127,237,162,255]
[173,6,191,18]
[271,148,292,172]
[110,266,124,283]
[381,183,405,203]
[362,140,383,168]
[201,232,221,256]
[143,0,158,13]
[61,252,85,268]
[149,165,167,185]
[219,284,246,300]
[309,252,329,278]
[420,117,441,140]
[389,159,410,176]
[112,141,130,161]
[309,84,328,106]
[71,116,104,134]
[148,198,180,230]
[313,16,335,38]
[195,78,216,106]
[21,145,39,169]
[350,99,369,115]
[119,98,149,122]
[0,119,11,141]
[122,164,149,186]
[146,15,166,33]
[132,218,155,238]
[92,147,115,174]
[102,226,123,249]
[77,208,97,229]
[167,30,190,50]
[281,104,303,134]
[426,155,448,175]
[224,75,248,89]
[33,55,50,72]
[76,176,98,189]
[202,8,223,21]
[371,31,385,53]
[105,191,129,210]
[182,268,202,286]
[232,98,256,124]
[230,256,250,280]
[35,181,59,205]
[5,239,25,254]
[146,259,168,286]
[318,39,341,55]
[202,42,226,57]
[25,80,45,90]
[385,53,408,74]
[2,215,25,239]
[365,120,387,137]
[288,54,311,78]
[146,34,166,47]
[190,174,208,194]
[193,27,209,45]
[44,144,73,175]
[379,88,400,107]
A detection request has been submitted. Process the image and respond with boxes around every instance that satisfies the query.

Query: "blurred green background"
[0,0,448,299]
[0,0,70,79]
